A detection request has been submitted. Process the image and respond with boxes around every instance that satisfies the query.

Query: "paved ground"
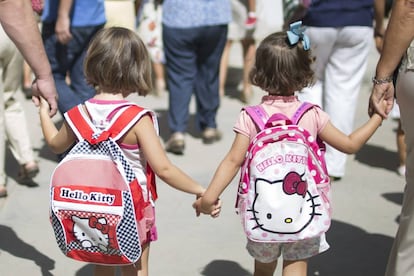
[0,41,405,276]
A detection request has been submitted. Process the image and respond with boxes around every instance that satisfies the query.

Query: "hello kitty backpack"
[237,102,332,243]
[49,103,157,265]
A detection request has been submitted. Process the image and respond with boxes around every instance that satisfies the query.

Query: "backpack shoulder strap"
[105,104,159,201]
[65,103,159,144]
[291,102,317,125]
[64,104,97,142]
[105,104,149,141]
[244,105,267,130]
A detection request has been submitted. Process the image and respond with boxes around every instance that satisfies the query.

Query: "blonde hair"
[250,31,315,95]
[84,27,153,96]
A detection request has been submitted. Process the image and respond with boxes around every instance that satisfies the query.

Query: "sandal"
[17,162,39,185]
[22,86,32,99]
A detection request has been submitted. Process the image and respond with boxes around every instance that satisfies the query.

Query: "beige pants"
[386,44,414,276]
[0,26,36,186]
[104,0,136,30]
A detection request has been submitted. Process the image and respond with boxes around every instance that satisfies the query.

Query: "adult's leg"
[104,0,136,30]
[297,27,337,107]
[385,68,414,276]
[240,36,255,103]
[163,25,197,134]
[219,40,233,97]
[0,26,9,194]
[68,26,102,107]
[323,26,372,178]
[2,43,38,182]
[42,23,81,114]
[194,24,228,131]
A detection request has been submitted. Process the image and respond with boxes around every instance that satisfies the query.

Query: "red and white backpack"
[50,104,157,265]
[237,102,332,243]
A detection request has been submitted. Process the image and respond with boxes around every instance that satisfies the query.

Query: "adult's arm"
[373,0,385,52]
[0,0,58,116]
[369,0,414,118]
[377,0,414,78]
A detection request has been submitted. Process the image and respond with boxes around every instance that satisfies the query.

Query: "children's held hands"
[193,197,221,218]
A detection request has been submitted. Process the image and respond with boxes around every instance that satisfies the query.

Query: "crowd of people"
[1,0,414,275]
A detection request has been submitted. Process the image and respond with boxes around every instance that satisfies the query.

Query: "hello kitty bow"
[89,216,109,234]
[287,21,310,51]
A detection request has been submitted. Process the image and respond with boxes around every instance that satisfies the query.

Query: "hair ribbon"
[287,21,310,51]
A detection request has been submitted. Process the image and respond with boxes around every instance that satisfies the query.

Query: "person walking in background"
[38,27,211,276]
[0,0,58,117]
[245,0,257,29]
[0,25,40,197]
[162,0,231,155]
[136,0,166,97]
[104,0,136,30]
[220,0,256,104]
[374,0,407,177]
[41,0,106,114]
[195,25,385,276]
[0,0,59,197]
[297,0,385,181]
[369,1,414,275]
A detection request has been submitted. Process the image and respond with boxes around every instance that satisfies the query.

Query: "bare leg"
[397,119,406,175]
[219,40,233,97]
[94,265,116,276]
[253,259,277,276]
[121,242,150,276]
[23,61,33,88]
[152,62,166,96]
[240,37,255,103]
[282,259,307,276]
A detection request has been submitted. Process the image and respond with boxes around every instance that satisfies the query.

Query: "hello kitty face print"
[237,104,332,242]
[72,216,110,252]
[249,171,321,235]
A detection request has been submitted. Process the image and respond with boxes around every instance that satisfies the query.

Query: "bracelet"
[372,76,393,85]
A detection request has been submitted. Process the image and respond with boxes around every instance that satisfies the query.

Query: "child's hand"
[210,199,222,218]
[38,96,51,114]
[193,196,202,217]
[374,99,389,119]
[192,197,221,218]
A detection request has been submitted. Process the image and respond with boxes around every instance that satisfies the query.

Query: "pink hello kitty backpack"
[237,102,332,243]
[49,104,157,265]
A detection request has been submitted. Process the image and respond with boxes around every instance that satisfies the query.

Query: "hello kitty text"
[60,188,115,205]
[256,154,307,172]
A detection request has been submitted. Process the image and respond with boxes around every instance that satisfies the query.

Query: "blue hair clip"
[287,21,310,50]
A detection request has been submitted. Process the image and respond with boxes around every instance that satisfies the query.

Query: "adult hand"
[55,14,72,44]
[368,82,395,119]
[31,74,58,117]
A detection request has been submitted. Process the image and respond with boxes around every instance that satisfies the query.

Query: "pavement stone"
[0,40,405,276]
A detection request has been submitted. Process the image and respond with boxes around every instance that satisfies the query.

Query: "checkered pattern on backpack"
[49,103,156,265]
